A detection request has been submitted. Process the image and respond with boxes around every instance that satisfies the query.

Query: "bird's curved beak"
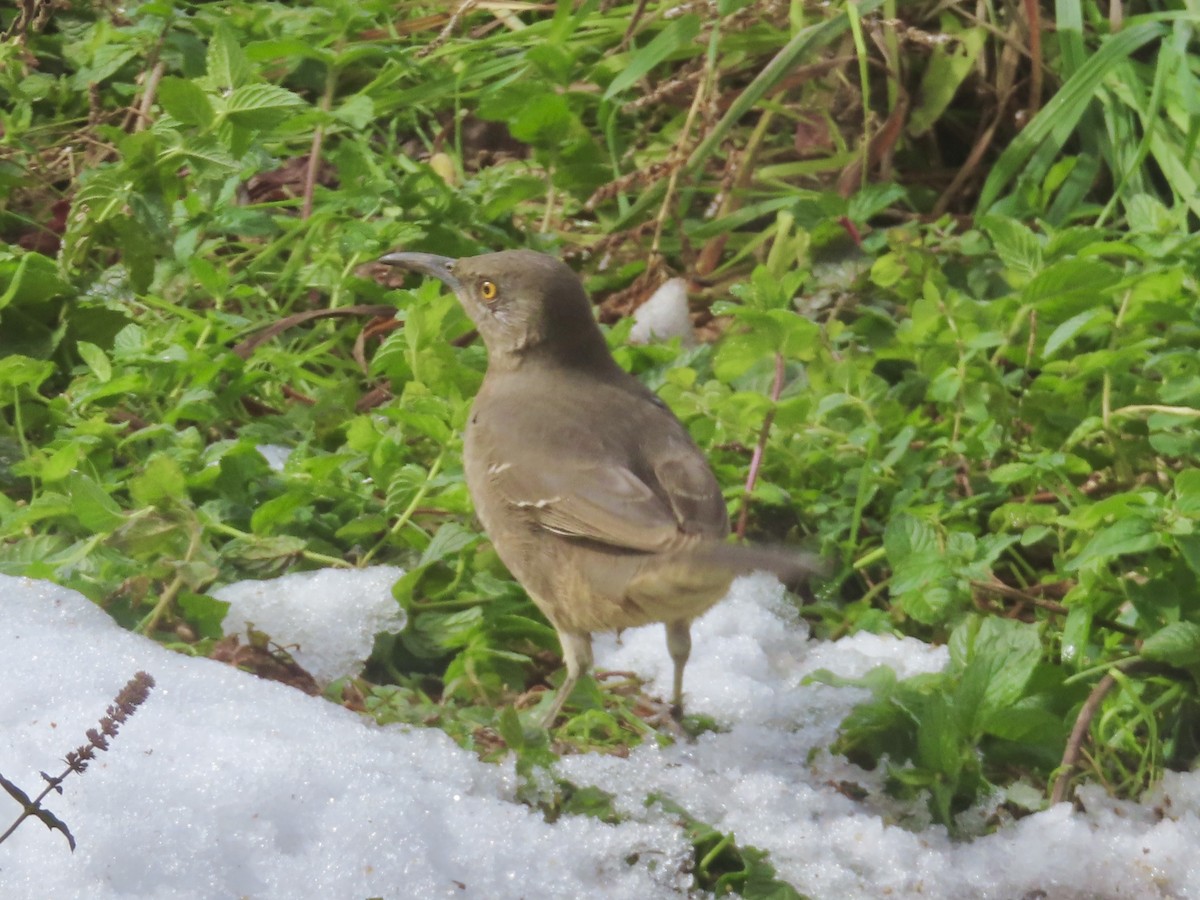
[379,252,462,294]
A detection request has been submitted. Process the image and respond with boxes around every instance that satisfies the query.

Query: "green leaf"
[420,522,478,567]
[977,20,1169,213]
[0,252,69,311]
[914,692,963,777]
[980,215,1042,277]
[1174,469,1200,518]
[244,38,333,65]
[883,513,938,559]
[1174,534,1200,581]
[527,42,575,84]
[953,617,1042,733]
[979,698,1065,743]
[331,94,374,129]
[206,24,253,90]
[76,341,112,383]
[69,29,138,90]
[713,329,775,383]
[497,704,526,747]
[1066,517,1160,571]
[392,395,454,444]
[1023,258,1121,306]
[222,83,307,127]
[172,138,242,173]
[507,92,573,146]
[1061,603,1093,666]
[222,535,307,568]
[37,443,85,483]
[64,473,125,533]
[390,566,428,614]
[603,15,701,100]
[178,592,230,640]
[250,491,308,533]
[157,76,215,128]
[898,583,957,624]
[907,18,984,137]
[129,453,187,507]
[1043,308,1110,359]
[1141,622,1200,668]
[0,355,55,390]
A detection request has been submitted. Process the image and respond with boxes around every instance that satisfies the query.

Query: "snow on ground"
[214,565,406,683]
[2,570,1198,899]
[630,277,695,346]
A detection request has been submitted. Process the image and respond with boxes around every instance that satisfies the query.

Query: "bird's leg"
[665,619,692,722]
[539,629,593,727]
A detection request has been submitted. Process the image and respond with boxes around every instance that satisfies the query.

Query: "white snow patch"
[2,572,1198,899]
[630,278,695,345]
[254,443,292,472]
[215,566,406,683]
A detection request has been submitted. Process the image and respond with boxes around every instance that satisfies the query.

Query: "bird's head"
[380,249,611,369]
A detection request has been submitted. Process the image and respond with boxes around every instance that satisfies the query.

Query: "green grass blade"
[977,19,1168,215]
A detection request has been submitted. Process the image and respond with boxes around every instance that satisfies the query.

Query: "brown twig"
[302,64,339,220]
[131,60,166,133]
[1051,667,1125,805]
[231,304,395,359]
[1024,0,1043,121]
[121,19,172,133]
[649,16,721,263]
[584,161,676,212]
[570,223,655,264]
[623,63,705,113]
[970,578,1139,637]
[619,0,651,49]
[735,352,786,539]
[694,106,771,277]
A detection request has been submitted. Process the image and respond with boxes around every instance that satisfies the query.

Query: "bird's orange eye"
[480,280,498,302]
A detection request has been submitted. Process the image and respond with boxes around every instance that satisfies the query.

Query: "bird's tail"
[682,541,830,591]
[626,541,829,620]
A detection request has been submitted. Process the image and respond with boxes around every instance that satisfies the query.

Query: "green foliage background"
[2,0,1200,869]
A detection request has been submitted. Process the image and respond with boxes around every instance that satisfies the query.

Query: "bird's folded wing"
[653,453,729,536]
[488,456,714,552]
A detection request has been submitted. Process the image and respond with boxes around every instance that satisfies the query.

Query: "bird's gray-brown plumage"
[380,248,822,726]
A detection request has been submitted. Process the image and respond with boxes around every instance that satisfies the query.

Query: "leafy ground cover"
[2,0,1199,875]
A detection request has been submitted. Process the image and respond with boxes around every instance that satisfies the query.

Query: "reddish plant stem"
[735,351,785,539]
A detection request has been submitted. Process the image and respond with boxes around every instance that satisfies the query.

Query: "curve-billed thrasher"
[381,249,822,726]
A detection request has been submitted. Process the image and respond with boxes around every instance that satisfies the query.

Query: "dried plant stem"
[131,60,166,133]
[1051,669,1120,805]
[302,125,326,221]
[695,109,772,277]
[0,673,155,852]
[969,578,1139,637]
[650,62,711,259]
[619,0,650,49]
[232,304,395,359]
[121,19,173,134]
[1024,0,1043,120]
[685,0,886,179]
[418,0,477,57]
[302,65,339,220]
